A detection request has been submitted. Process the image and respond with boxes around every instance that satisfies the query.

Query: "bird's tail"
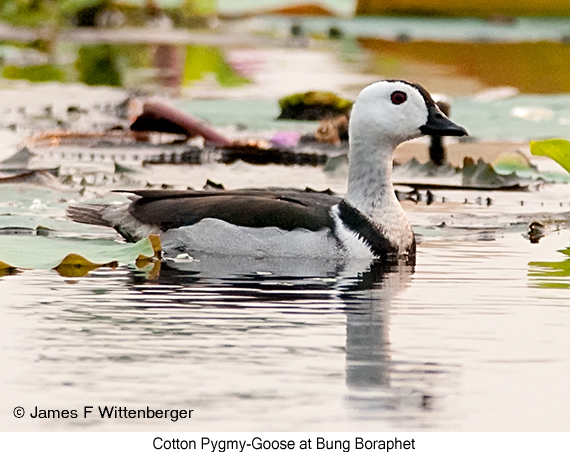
[67,202,154,243]
[66,203,113,227]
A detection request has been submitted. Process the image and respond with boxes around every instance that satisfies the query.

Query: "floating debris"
[314,115,349,145]
[143,141,333,167]
[203,179,225,190]
[130,102,234,147]
[270,131,301,148]
[277,91,352,120]
[114,162,138,174]
[218,142,329,166]
[526,221,547,243]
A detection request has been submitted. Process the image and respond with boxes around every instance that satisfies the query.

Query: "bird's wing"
[124,189,341,232]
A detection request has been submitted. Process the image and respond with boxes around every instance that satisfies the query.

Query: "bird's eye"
[390,91,407,105]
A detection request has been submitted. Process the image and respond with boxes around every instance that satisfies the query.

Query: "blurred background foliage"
[0,0,217,27]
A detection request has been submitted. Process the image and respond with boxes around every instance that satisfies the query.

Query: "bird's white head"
[345,80,468,214]
[349,80,467,150]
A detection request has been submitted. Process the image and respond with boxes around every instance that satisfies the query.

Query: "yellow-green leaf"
[530,139,570,173]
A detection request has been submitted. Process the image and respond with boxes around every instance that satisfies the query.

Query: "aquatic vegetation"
[0,0,60,27]
[0,234,160,277]
[1,40,246,89]
[179,0,217,16]
[278,91,352,120]
[183,45,250,88]
[491,150,535,176]
[530,138,570,174]
[76,44,125,86]
[0,0,217,28]
[491,149,570,183]
[529,246,570,288]
[392,150,570,190]
[3,64,67,83]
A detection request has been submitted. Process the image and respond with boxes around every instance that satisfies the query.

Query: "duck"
[67,80,467,264]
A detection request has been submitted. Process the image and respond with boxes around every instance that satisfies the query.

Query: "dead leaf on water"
[52,253,118,278]
[136,259,161,280]
[148,234,162,257]
[0,260,20,277]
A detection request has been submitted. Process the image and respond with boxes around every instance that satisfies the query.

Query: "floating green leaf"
[529,244,570,289]
[0,234,160,276]
[530,139,570,173]
[529,258,570,278]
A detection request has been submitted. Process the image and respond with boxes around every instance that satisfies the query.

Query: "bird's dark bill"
[420,104,468,137]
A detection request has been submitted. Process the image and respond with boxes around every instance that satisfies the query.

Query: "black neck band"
[337,200,401,260]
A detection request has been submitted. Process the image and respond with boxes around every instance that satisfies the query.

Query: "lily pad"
[393,157,530,190]
[0,234,160,276]
[491,150,535,175]
[491,149,570,183]
[462,158,522,187]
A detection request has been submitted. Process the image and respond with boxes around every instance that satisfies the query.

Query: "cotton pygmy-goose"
[67,80,467,263]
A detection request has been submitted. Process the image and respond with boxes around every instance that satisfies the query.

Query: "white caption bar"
[1,432,569,452]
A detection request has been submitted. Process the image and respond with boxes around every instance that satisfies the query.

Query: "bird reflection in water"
[343,262,413,390]
[127,256,430,418]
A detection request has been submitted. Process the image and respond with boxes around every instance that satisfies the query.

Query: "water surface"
[2,199,570,431]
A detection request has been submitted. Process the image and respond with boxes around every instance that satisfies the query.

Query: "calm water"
[1,195,570,432]
[2,14,570,433]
